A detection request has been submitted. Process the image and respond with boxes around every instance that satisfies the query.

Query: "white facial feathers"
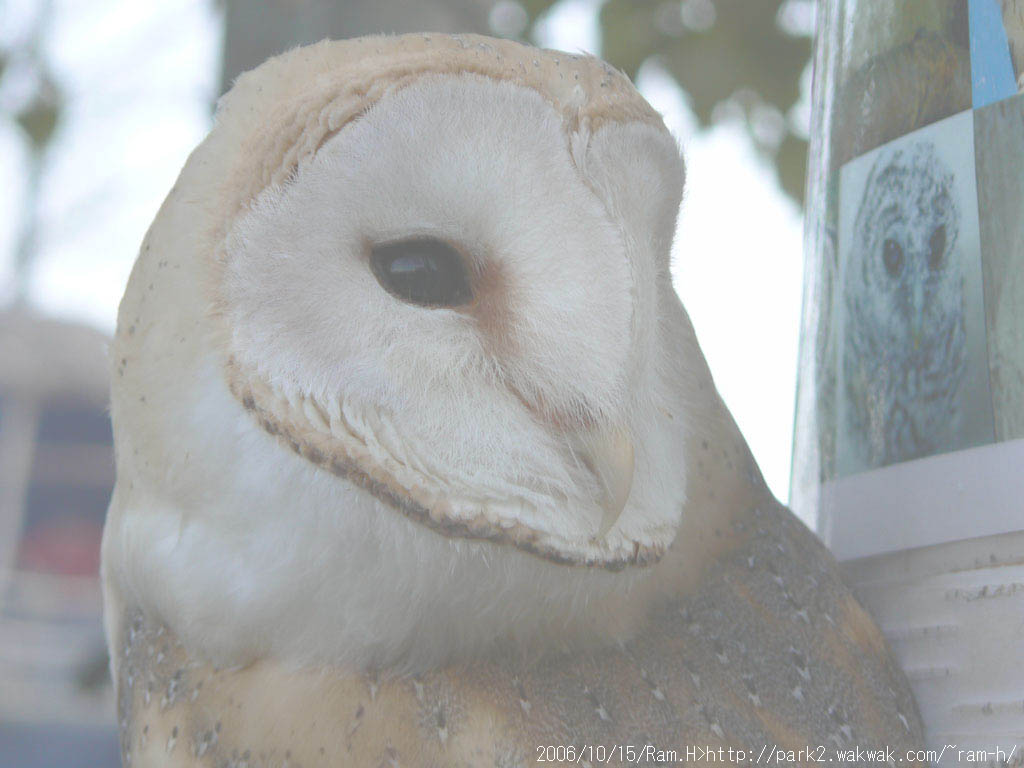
[222,75,685,564]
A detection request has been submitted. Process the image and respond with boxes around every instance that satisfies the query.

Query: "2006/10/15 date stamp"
[535,743,1020,765]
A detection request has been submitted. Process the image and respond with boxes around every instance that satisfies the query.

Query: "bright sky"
[0,0,808,507]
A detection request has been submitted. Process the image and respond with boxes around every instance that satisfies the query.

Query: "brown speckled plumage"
[116,498,923,767]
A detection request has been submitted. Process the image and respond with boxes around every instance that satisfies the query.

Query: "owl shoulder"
[112,502,923,766]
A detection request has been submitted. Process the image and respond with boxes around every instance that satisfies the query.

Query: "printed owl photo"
[832,0,970,167]
[836,110,994,477]
[971,0,1024,108]
[1000,0,1024,89]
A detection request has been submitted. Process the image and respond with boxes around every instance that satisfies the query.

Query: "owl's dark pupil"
[369,238,473,308]
[882,238,904,278]
[928,225,946,271]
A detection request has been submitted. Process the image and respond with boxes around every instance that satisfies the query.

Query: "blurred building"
[0,307,118,766]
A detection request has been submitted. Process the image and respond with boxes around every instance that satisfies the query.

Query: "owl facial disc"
[213,34,686,570]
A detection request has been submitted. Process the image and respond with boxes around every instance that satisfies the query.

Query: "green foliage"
[515,0,812,205]
[15,77,62,151]
[0,29,64,154]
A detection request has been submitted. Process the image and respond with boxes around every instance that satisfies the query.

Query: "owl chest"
[116,513,923,768]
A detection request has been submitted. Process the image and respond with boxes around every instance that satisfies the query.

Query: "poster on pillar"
[793,0,1024,752]
[835,110,993,479]
[795,0,1024,560]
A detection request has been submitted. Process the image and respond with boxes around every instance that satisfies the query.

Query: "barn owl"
[842,141,966,469]
[102,34,924,766]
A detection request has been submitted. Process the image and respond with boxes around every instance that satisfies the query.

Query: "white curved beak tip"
[581,428,635,541]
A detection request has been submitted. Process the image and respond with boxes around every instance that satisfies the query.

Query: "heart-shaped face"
[220,65,688,568]
[104,34,704,676]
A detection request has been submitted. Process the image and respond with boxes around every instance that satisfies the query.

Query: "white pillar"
[794,0,1024,757]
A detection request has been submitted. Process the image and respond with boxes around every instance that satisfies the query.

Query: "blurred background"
[0,1,813,764]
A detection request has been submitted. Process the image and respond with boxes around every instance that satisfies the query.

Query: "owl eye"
[881,238,904,278]
[369,238,473,308]
[928,225,946,271]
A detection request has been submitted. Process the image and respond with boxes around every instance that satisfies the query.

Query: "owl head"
[106,35,713,669]
[848,141,962,358]
[843,141,967,466]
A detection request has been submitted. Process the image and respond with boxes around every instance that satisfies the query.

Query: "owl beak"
[572,428,635,540]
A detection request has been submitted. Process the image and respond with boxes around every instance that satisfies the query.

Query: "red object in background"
[16,518,104,577]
